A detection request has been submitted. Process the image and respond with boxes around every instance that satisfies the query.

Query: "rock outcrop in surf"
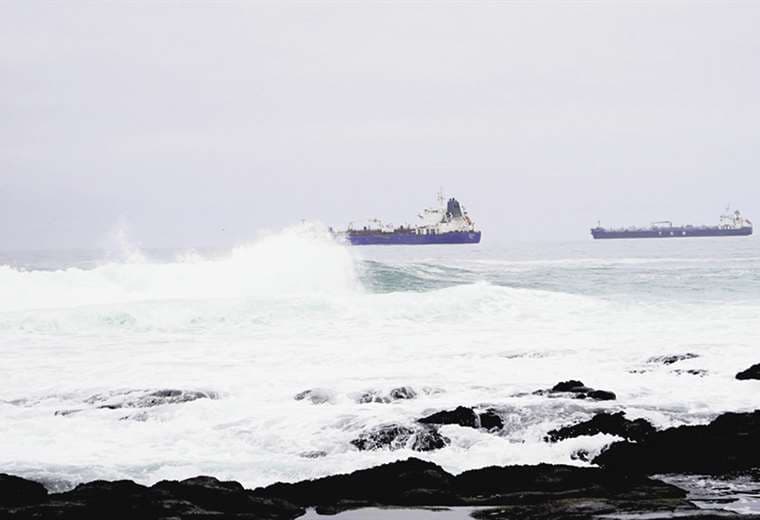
[418,406,503,430]
[545,411,656,443]
[534,380,617,401]
[594,410,760,474]
[350,424,449,452]
[736,363,760,380]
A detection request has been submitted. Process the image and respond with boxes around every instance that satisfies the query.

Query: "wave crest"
[0,223,360,313]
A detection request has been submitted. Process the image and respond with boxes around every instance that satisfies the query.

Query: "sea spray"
[0,223,360,314]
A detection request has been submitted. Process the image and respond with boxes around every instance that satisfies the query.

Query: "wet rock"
[552,380,589,392]
[357,391,391,404]
[594,410,760,475]
[77,389,217,412]
[54,479,182,519]
[119,411,150,421]
[479,410,504,431]
[253,458,456,507]
[153,476,304,518]
[126,389,214,408]
[253,458,691,516]
[419,406,478,428]
[389,386,417,400]
[538,380,617,401]
[0,475,304,520]
[54,409,81,417]
[648,353,699,365]
[299,450,327,458]
[587,389,616,401]
[545,412,656,443]
[294,388,333,405]
[673,369,708,377]
[357,386,419,404]
[351,424,449,451]
[418,406,504,431]
[0,460,713,519]
[736,363,760,380]
[570,448,591,462]
[0,473,47,506]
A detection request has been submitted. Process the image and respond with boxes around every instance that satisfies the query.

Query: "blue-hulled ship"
[591,210,753,239]
[337,194,481,246]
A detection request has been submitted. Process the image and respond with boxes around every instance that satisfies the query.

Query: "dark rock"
[479,410,504,431]
[253,458,456,507]
[357,391,391,403]
[673,369,708,377]
[470,501,740,520]
[351,424,413,450]
[0,460,706,519]
[0,474,47,506]
[648,353,699,365]
[299,450,327,458]
[586,389,617,401]
[56,390,217,416]
[58,480,160,506]
[418,407,503,431]
[54,479,180,519]
[545,412,656,443]
[389,386,417,400]
[357,386,418,403]
[82,389,216,411]
[551,380,589,393]
[736,363,760,380]
[594,410,760,475]
[453,463,684,500]
[153,475,304,518]
[351,424,449,451]
[410,427,450,451]
[570,449,591,462]
[0,476,304,520]
[128,389,213,408]
[253,458,690,515]
[419,406,479,428]
[54,409,80,417]
[293,388,333,404]
[540,380,617,401]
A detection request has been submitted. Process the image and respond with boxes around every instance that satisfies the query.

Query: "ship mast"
[436,188,445,208]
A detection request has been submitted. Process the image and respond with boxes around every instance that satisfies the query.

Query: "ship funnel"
[446,198,463,218]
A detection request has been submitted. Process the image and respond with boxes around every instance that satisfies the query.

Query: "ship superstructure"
[591,209,753,239]
[338,193,481,245]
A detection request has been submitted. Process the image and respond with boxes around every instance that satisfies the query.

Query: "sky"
[1,1,759,249]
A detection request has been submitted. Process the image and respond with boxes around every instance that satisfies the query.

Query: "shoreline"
[2,406,760,518]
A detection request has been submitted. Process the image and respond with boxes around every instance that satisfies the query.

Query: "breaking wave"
[0,224,360,314]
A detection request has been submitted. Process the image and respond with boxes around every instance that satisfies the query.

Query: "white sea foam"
[0,229,759,490]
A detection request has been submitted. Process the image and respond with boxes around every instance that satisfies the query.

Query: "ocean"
[1,224,758,494]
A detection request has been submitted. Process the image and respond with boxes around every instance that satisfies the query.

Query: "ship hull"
[591,227,752,239]
[344,230,481,246]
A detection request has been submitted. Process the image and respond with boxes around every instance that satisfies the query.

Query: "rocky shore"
[4,369,760,520]
[0,460,717,520]
[3,406,760,519]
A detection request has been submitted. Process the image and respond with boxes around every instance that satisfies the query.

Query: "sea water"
[0,224,758,492]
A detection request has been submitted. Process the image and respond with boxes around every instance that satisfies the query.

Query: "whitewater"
[1,225,759,492]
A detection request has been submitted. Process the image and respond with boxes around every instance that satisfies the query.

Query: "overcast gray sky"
[1,1,758,249]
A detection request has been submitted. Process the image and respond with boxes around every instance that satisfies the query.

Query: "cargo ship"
[591,209,753,239]
[336,194,481,245]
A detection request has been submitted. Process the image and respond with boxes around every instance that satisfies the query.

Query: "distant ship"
[336,193,481,245]
[591,209,753,239]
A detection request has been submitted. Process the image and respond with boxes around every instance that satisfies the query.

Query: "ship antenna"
[437,188,445,207]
